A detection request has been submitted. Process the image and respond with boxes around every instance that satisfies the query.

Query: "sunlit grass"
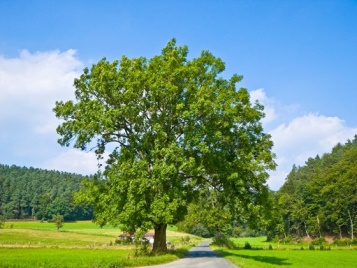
[212,236,357,268]
[0,247,185,268]
[0,229,118,247]
[215,248,357,268]
[0,220,201,267]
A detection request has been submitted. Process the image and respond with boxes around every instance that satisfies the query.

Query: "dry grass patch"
[0,229,118,248]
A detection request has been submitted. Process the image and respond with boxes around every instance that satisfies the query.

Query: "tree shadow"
[215,250,292,266]
[183,242,219,258]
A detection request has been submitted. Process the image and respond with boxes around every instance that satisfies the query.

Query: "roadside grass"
[231,236,305,250]
[213,236,357,268]
[0,247,188,268]
[215,248,357,268]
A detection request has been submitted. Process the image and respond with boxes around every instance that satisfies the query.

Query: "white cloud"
[268,113,357,190]
[0,49,82,128]
[250,88,277,124]
[0,49,97,175]
[43,149,104,175]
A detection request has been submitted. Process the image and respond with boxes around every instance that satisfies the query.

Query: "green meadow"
[2,222,357,268]
[214,237,357,268]
[0,220,199,268]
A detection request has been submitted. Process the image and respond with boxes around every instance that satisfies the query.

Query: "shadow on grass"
[215,250,292,266]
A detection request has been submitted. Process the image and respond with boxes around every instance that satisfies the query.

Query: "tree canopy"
[54,39,276,253]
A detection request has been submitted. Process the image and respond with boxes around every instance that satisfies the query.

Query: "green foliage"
[190,223,211,237]
[333,238,352,246]
[0,164,93,221]
[52,214,64,231]
[269,136,357,240]
[244,241,252,249]
[211,233,236,249]
[55,39,275,253]
[311,237,326,246]
[0,216,5,228]
[133,230,151,256]
[178,235,191,246]
[308,244,315,250]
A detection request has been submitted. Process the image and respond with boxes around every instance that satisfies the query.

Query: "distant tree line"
[266,135,357,241]
[0,165,93,221]
[177,135,357,242]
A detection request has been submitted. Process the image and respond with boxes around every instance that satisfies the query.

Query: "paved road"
[138,241,237,268]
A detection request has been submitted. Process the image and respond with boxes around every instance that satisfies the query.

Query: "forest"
[0,165,93,221]
[266,135,357,241]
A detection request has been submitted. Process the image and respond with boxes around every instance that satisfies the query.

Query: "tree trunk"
[347,210,354,240]
[316,215,322,238]
[152,223,167,254]
[304,222,310,238]
[338,224,342,240]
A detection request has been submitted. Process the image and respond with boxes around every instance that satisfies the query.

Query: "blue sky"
[0,0,356,190]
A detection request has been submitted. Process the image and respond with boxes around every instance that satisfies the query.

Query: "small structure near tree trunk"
[117,233,155,244]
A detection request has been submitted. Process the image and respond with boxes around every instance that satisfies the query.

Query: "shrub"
[244,242,252,250]
[52,214,64,232]
[272,236,280,243]
[268,244,273,250]
[311,237,327,246]
[333,238,351,246]
[309,244,315,250]
[211,234,236,249]
[280,236,292,244]
[115,237,133,245]
[181,235,191,245]
[0,216,5,229]
[190,223,210,237]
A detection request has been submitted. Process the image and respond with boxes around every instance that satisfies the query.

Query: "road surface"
[138,241,237,268]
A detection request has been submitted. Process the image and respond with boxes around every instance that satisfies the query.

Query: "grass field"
[214,237,357,268]
[0,220,201,268]
[2,222,357,268]
[216,248,357,268]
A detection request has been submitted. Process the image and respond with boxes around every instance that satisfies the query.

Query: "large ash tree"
[54,39,276,254]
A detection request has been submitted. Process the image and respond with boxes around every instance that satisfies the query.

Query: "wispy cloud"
[254,89,357,190]
[43,149,105,175]
[0,49,82,124]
